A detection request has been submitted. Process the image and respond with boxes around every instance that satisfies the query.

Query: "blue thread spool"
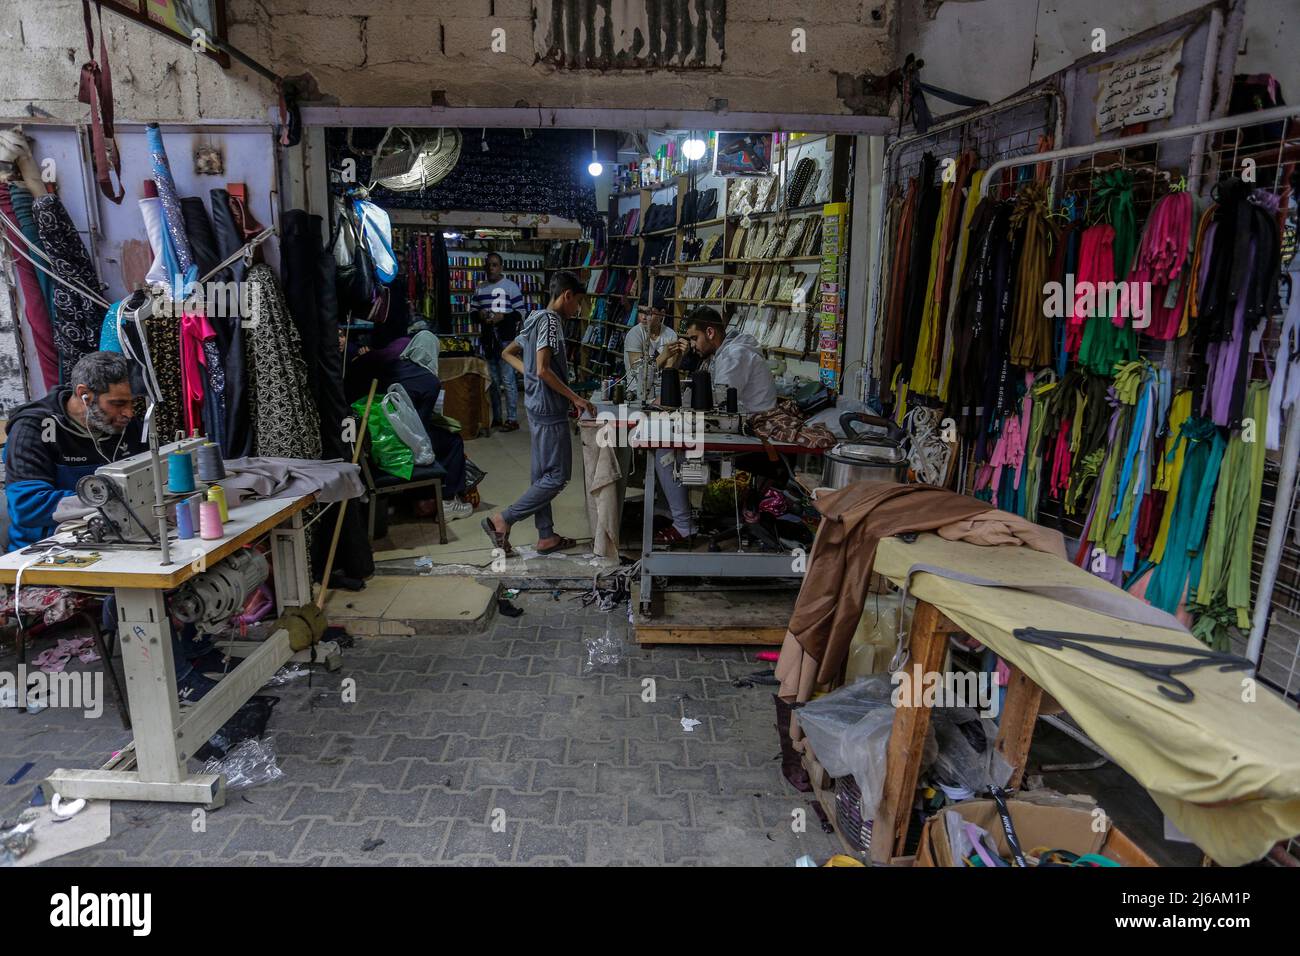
[175,497,195,539]
[167,451,196,493]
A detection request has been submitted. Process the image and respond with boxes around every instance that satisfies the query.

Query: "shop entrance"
[314,116,871,596]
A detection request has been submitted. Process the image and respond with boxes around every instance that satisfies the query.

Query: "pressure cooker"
[821,412,910,489]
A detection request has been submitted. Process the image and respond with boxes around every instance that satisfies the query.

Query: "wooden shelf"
[728,203,825,221]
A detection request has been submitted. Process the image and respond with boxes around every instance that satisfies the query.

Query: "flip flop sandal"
[536,535,578,555]
[481,517,514,555]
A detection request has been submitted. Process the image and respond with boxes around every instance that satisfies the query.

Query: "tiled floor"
[0,592,840,866]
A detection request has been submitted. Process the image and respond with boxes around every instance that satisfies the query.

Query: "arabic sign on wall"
[1095,33,1185,133]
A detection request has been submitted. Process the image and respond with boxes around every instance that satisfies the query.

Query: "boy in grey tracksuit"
[482,271,595,554]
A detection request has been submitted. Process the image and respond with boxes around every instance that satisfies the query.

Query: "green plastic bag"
[353,398,413,480]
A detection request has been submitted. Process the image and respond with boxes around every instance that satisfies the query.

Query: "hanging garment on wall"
[145,308,183,442]
[1267,276,1300,450]
[32,193,105,383]
[208,188,246,283]
[144,123,197,283]
[179,310,216,436]
[244,262,322,460]
[1197,185,1281,428]
[949,198,1011,438]
[1143,416,1226,615]
[1194,381,1269,634]
[1007,181,1054,369]
[180,197,221,280]
[896,154,942,380]
[0,183,59,389]
[1129,189,1194,340]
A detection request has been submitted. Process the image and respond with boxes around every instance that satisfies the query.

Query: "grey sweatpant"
[502,418,572,539]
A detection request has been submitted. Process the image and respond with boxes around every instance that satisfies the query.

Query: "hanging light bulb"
[682,133,707,162]
[588,128,603,177]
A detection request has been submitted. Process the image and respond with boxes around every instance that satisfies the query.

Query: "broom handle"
[316,379,378,610]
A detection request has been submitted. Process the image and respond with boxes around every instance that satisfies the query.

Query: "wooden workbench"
[0,494,337,808]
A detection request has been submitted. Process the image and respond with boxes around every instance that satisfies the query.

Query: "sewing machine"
[71,437,207,546]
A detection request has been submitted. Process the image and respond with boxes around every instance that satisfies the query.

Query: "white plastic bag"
[381,384,434,465]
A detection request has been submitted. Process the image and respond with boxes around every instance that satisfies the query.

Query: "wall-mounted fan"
[371,128,462,191]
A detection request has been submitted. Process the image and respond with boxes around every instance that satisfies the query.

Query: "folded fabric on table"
[221,457,364,504]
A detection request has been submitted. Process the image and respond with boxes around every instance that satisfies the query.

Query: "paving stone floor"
[0,591,839,866]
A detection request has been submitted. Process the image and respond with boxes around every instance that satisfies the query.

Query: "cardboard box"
[915,797,1155,867]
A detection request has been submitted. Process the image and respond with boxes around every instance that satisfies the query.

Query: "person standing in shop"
[472,252,525,432]
[481,271,595,556]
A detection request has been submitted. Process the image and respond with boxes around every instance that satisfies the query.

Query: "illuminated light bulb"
[682,137,707,161]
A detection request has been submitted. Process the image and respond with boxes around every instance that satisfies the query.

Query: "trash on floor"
[4,799,111,867]
[201,736,284,790]
[681,717,702,733]
[497,598,524,618]
[263,663,310,687]
[582,618,629,674]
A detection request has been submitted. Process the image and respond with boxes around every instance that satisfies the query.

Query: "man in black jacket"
[3,351,146,551]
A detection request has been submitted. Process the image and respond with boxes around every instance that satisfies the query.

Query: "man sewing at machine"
[3,352,147,551]
[652,307,779,546]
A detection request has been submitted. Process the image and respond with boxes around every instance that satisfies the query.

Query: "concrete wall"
[899,0,1298,118]
[1,0,898,123]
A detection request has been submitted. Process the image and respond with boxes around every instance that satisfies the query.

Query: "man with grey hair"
[3,351,146,550]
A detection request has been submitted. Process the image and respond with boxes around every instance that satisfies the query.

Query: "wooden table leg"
[871,599,948,863]
[994,663,1043,790]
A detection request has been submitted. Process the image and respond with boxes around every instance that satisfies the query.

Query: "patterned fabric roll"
[244,263,322,460]
[145,123,196,281]
[32,193,105,383]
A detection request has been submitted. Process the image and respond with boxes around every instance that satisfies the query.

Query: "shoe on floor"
[654,527,689,547]
[445,499,473,520]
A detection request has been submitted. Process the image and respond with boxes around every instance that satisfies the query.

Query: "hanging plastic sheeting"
[144,123,197,286]
[352,197,397,285]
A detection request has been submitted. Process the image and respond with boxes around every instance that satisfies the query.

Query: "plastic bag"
[201,736,284,790]
[797,675,902,821]
[845,595,913,682]
[380,384,434,465]
[400,330,440,378]
[582,615,630,674]
[353,397,413,480]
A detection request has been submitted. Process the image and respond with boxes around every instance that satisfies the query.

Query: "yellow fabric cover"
[875,533,1300,867]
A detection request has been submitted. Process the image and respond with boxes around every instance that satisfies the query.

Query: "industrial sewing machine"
[70,437,208,546]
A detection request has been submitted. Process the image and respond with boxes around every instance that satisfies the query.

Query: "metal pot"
[821,412,909,488]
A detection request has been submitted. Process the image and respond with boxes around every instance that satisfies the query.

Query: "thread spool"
[195,443,226,481]
[199,500,224,540]
[207,484,229,522]
[175,498,195,539]
[189,496,202,529]
[725,387,738,413]
[691,371,714,410]
[660,368,681,408]
[166,451,196,493]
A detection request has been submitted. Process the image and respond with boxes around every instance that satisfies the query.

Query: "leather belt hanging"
[78,0,124,204]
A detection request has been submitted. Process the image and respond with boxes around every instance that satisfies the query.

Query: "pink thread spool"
[199,500,224,540]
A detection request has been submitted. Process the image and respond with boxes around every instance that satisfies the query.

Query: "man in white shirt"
[652,307,779,546]
[623,296,677,398]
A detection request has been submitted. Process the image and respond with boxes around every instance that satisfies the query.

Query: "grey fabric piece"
[221,457,364,504]
[502,420,571,538]
[897,561,1190,634]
